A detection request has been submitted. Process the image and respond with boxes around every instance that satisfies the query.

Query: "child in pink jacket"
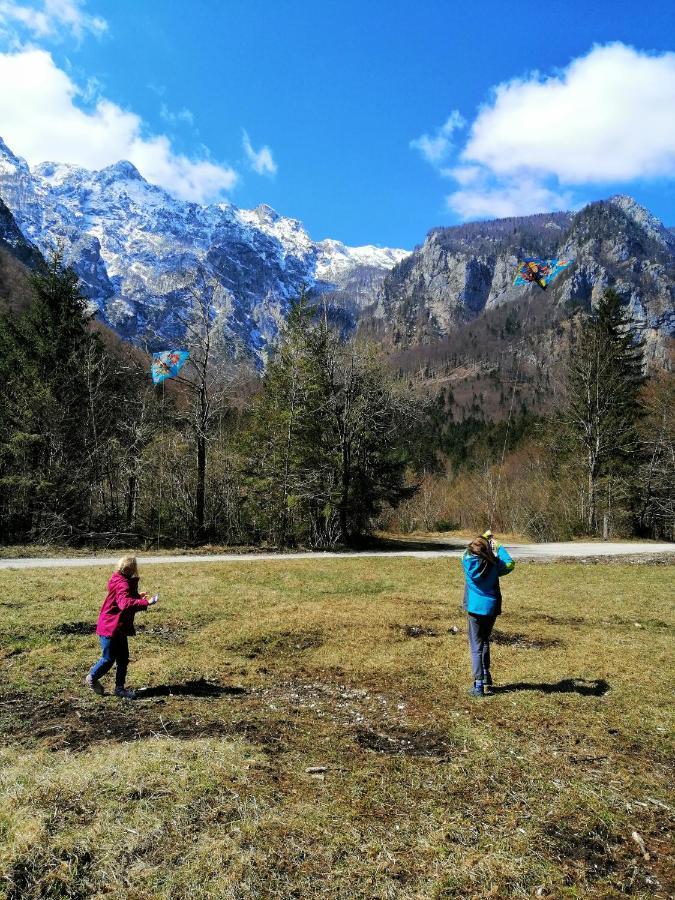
[85,556,158,699]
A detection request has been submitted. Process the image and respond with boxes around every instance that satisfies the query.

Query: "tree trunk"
[126,471,137,529]
[587,463,596,533]
[340,441,351,542]
[196,435,206,538]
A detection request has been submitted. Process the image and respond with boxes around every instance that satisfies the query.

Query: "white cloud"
[0,0,106,41]
[0,48,238,202]
[441,164,483,186]
[410,110,465,165]
[416,44,675,220]
[447,176,573,220]
[463,43,675,183]
[160,103,194,127]
[242,130,277,176]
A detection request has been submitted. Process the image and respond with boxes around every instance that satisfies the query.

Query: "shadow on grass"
[134,678,247,699]
[491,678,610,697]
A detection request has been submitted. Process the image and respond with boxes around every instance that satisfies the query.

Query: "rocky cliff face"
[0,195,43,315]
[0,133,672,372]
[0,138,407,359]
[0,194,41,269]
[380,200,674,363]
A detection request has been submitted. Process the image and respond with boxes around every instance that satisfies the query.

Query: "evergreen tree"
[239,296,417,547]
[0,252,104,540]
[563,289,644,533]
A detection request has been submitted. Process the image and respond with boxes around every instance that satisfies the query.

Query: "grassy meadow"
[0,557,673,898]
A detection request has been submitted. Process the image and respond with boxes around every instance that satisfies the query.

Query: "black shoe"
[85,675,104,696]
[114,687,136,700]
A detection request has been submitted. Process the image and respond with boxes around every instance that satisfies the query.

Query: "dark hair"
[467,536,496,566]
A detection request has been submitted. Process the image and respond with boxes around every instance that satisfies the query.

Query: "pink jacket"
[96,572,149,637]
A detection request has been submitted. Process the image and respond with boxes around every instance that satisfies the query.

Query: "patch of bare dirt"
[229,629,324,659]
[491,630,562,650]
[6,846,94,900]
[0,684,259,753]
[522,613,586,627]
[354,725,453,759]
[542,821,669,894]
[134,678,245,698]
[136,623,186,643]
[53,621,96,636]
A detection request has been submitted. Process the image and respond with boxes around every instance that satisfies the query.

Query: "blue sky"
[1,0,674,248]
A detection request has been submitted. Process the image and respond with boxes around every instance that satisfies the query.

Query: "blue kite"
[151,349,190,384]
[514,257,571,290]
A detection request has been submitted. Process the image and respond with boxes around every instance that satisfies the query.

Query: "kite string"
[489,289,536,528]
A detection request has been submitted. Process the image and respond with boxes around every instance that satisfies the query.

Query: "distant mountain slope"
[1,134,673,397]
[0,138,406,359]
[374,198,674,420]
[0,195,41,268]
[379,199,674,362]
[0,195,43,313]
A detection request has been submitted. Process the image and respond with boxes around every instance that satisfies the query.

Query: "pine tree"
[0,252,104,541]
[239,296,417,547]
[564,289,644,533]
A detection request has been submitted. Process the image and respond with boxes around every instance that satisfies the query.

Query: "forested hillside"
[0,183,671,547]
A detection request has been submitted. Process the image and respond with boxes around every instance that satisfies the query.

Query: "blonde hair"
[116,555,138,577]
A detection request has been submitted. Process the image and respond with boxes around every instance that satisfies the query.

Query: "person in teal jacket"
[462,531,515,697]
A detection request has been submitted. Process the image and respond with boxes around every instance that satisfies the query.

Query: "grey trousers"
[467,613,496,683]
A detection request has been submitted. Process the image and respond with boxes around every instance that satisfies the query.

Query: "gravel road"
[0,542,672,569]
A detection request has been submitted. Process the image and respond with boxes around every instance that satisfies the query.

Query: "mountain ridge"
[0,137,407,358]
[377,196,674,364]
[0,136,672,375]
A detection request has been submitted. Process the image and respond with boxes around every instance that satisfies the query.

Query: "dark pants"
[467,613,496,684]
[89,635,129,688]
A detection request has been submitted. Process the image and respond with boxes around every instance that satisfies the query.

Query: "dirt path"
[0,541,672,569]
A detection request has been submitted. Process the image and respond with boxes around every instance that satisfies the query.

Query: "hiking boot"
[114,687,136,700]
[468,682,484,698]
[85,675,104,696]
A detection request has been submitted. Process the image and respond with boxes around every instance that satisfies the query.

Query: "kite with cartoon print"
[514,257,571,290]
[151,350,190,384]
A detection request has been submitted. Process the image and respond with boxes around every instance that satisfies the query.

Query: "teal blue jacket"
[462,545,515,616]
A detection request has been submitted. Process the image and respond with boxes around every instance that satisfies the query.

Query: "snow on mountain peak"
[97,160,145,184]
[254,203,280,223]
[0,136,29,175]
[0,137,408,359]
[32,160,89,185]
[315,240,408,282]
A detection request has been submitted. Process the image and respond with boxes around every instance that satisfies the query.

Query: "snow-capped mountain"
[0,137,407,357]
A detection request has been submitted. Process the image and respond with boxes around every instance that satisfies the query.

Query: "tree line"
[386,291,673,542]
[0,256,671,547]
[0,257,422,548]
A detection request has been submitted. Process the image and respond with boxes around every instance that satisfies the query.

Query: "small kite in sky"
[151,350,190,384]
[514,257,571,290]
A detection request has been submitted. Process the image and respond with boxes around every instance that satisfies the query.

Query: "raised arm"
[495,543,515,576]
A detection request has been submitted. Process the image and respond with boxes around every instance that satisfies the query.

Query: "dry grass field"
[0,557,673,898]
